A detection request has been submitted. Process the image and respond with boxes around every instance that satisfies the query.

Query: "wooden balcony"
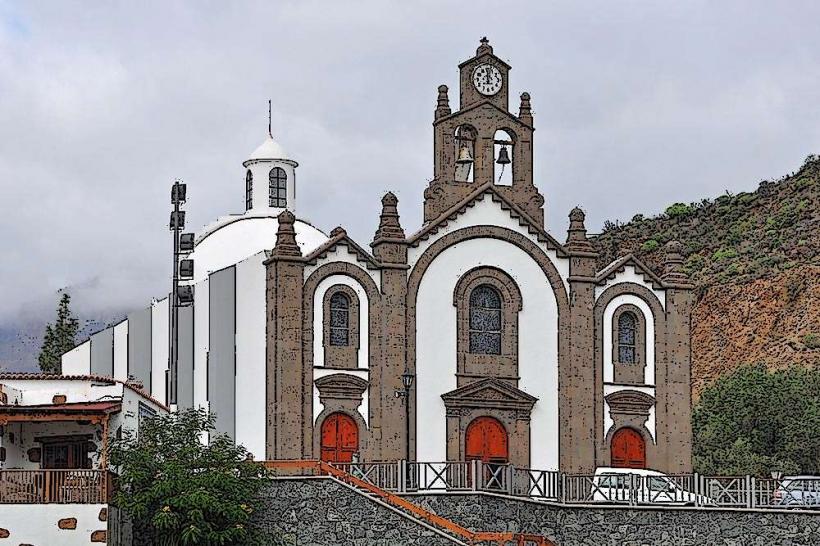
[0,469,112,504]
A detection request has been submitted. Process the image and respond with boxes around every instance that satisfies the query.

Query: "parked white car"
[773,476,820,508]
[592,467,713,506]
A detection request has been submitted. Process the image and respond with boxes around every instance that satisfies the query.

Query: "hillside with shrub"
[592,156,820,396]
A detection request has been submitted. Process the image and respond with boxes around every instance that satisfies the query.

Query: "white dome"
[247,136,292,162]
[191,211,327,282]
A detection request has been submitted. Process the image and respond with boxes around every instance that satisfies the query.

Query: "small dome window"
[245,170,253,210]
[269,167,287,208]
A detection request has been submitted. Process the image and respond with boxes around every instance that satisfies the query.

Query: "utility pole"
[169,180,194,406]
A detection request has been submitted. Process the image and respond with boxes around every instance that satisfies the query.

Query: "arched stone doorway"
[320,412,358,463]
[611,428,646,469]
[465,416,509,464]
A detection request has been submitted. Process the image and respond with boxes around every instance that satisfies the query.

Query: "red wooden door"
[465,417,508,463]
[320,413,358,463]
[611,428,646,469]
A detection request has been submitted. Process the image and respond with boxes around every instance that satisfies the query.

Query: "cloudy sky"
[1,1,819,364]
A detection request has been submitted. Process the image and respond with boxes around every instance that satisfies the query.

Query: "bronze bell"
[496,145,511,165]
[456,146,474,165]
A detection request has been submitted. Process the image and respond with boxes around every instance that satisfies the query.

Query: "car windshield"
[648,477,671,491]
[598,474,628,488]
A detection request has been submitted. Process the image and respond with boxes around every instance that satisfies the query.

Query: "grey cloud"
[1,0,819,332]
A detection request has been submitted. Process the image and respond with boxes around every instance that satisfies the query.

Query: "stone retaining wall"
[408,492,820,546]
[255,478,462,545]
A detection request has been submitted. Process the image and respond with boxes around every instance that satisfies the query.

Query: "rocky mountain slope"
[592,156,820,397]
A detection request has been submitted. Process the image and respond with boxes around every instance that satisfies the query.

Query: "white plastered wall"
[234,252,267,459]
[602,293,658,442]
[0,504,106,545]
[603,384,657,442]
[602,294,656,386]
[594,265,666,310]
[303,245,381,288]
[414,237,560,470]
[311,273,371,426]
[408,194,571,295]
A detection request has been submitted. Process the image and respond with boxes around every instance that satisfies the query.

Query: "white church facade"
[61,39,694,474]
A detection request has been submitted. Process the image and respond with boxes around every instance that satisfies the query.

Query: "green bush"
[109,408,268,546]
[803,333,820,349]
[665,202,693,219]
[693,364,820,476]
[641,239,660,252]
[711,248,737,261]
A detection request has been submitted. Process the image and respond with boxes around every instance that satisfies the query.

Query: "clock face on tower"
[472,63,502,96]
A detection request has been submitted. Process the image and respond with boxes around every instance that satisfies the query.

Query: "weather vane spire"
[268,99,272,138]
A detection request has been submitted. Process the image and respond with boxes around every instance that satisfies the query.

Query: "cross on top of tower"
[477,36,493,56]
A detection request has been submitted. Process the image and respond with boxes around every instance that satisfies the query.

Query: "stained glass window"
[617,312,637,364]
[329,292,350,346]
[469,285,502,354]
[245,170,253,210]
[269,167,288,208]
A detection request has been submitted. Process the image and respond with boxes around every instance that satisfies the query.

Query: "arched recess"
[322,285,360,369]
[594,282,666,467]
[303,262,381,372]
[611,304,647,385]
[407,225,569,463]
[452,266,523,384]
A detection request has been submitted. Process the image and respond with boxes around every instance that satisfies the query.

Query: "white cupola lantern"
[242,134,298,213]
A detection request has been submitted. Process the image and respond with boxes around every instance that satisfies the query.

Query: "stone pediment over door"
[441,377,537,414]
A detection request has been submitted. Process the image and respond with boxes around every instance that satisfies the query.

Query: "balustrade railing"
[268,460,820,511]
[0,469,110,504]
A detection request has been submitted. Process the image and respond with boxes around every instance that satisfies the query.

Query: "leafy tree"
[38,292,79,373]
[109,408,268,546]
[693,364,820,476]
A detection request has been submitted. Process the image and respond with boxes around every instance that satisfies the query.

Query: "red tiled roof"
[0,373,169,411]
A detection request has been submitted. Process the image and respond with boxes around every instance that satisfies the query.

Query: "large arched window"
[245,170,253,210]
[329,292,351,347]
[269,167,287,208]
[617,312,637,364]
[469,285,502,354]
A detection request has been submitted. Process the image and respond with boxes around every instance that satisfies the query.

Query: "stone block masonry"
[408,492,820,546]
[255,478,463,545]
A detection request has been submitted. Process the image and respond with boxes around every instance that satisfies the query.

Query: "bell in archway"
[456,146,474,164]
[496,145,511,165]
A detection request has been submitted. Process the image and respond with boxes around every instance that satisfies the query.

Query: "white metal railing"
[325,461,820,510]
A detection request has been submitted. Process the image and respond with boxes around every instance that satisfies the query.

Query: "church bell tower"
[423,38,545,226]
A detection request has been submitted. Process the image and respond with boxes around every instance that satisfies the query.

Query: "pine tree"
[38,293,80,374]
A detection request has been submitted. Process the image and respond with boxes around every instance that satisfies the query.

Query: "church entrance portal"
[611,427,646,469]
[320,412,359,463]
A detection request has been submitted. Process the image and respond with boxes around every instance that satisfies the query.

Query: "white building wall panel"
[151,297,169,405]
[61,341,91,375]
[415,237,559,470]
[193,278,210,414]
[234,252,267,459]
[113,320,128,381]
